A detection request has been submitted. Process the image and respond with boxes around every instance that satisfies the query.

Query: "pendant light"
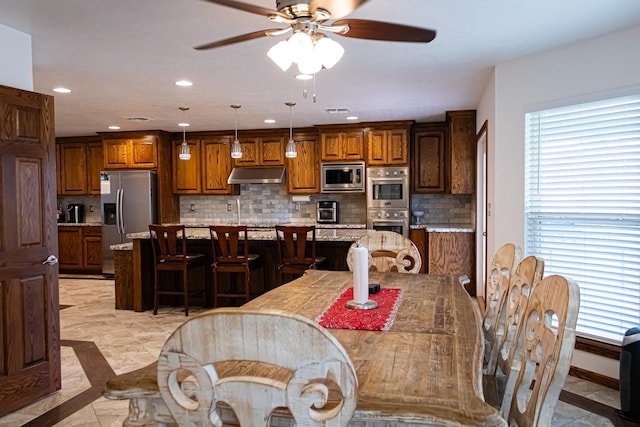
[178,106,191,160]
[285,102,297,158]
[230,105,242,159]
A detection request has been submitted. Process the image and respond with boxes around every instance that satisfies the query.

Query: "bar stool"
[210,225,263,307]
[275,225,326,285]
[149,224,206,316]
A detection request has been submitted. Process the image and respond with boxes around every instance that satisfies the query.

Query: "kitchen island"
[123,225,371,312]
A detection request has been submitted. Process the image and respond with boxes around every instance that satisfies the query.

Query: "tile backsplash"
[57,195,102,223]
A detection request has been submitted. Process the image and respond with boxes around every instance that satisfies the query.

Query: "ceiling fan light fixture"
[267,40,293,71]
[287,31,313,64]
[297,53,322,75]
[315,37,344,69]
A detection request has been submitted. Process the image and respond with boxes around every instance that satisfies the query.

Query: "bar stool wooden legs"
[210,225,263,307]
[149,224,206,316]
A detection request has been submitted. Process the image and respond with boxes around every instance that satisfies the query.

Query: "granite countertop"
[58,222,102,227]
[410,224,475,232]
[179,223,367,230]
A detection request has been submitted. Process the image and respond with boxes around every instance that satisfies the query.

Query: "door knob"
[42,255,59,265]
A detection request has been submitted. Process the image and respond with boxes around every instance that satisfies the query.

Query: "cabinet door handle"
[42,255,59,265]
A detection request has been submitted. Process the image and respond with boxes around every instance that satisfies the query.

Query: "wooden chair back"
[502,274,580,426]
[489,256,544,376]
[156,307,357,427]
[275,225,317,266]
[210,225,250,266]
[346,231,421,273]
[149,224,188,263]
[483,243,521,356]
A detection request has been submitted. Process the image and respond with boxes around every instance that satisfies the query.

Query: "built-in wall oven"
[366,166,410,237]
[366,166,409,208]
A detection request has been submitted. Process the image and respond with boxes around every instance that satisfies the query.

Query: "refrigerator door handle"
[117,188,125,235]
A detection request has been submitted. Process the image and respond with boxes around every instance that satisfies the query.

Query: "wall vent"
[324,107,351,114]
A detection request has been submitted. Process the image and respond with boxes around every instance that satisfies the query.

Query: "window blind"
[524,94,640,344]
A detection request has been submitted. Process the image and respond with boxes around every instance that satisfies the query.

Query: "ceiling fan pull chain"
[302,79,308,99]
[313,74,317,103]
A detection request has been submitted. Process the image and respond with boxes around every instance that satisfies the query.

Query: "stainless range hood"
[227,167,286,184]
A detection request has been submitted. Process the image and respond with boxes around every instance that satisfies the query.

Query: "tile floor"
[0,277,629,426]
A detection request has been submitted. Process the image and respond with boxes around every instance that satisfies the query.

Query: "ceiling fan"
[194,0,436,74]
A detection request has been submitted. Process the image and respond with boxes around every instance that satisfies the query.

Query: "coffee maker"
[67,203,85,223]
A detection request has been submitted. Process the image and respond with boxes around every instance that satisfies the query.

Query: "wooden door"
[86,140,104,195]
[342,130,364,160]
[172,138,201,194]
[130,137,157,168]
[412,124,446,193]
[58,226,83,270]
[0,85,60,416]
[202,137,236,195]
[58,142,87,194]
[366,130,387,165]
[259,136,285,166]
[386,129,408,165]
[287,134,319,194]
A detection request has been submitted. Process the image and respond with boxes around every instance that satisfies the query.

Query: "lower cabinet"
[58,226,102,273]
[410,229,475,295]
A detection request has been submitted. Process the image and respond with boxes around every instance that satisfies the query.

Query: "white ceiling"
[1,0,640,137]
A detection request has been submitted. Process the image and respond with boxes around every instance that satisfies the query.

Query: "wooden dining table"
[243,269,506,426]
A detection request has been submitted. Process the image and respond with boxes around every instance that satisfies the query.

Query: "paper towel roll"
[352,242,369,304]
[291,195,312,202]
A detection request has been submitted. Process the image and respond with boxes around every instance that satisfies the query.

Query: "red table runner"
[317,287,403,331]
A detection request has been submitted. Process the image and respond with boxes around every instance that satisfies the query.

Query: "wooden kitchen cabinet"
[409,228,428,274]
[317,125,365,161]
[201,136,237,195]
[58,226,102,272]
[233,133,285,167]
[56,136,103,195]
[428,231,475,295]
[82,226,102,271]
[171,134,239,195]
[102,135,158,169]
[365,121,412,166]
[58,226,83,270]
[412,122,447,193]
[447,110,476,194]
[172,137,201,194]
[287,130,320,194]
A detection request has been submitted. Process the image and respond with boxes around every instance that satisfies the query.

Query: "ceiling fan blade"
[199,0,289,20]
[194,29,279,50]
[310,0,370,20]
[333,19,436,43]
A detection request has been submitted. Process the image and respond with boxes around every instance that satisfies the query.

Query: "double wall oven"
[366,166,410,237]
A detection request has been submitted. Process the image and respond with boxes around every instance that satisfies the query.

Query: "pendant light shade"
[285,102,297,159]
[230,105,242,159]
[178,106,191,161]
[267,31,344,75]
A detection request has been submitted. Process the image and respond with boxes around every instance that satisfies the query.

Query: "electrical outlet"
[227,202,232,212]
[190,204,195,212]
[89,205,94,213]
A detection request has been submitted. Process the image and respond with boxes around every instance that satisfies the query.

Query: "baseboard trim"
[570,366,619,390]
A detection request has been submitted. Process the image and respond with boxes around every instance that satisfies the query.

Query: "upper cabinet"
[317,125,365,161]
[56,136,103,196]
[364,121,413,166]
[287,130,320,194]
[233,133,285,167]
[447,110,476,195]
[172,134,238,195]
[411,110,476,194]
[411,123,447,193]
[102,134,158,169]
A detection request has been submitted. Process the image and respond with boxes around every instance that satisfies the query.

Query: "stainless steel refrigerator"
[101,170,158,275]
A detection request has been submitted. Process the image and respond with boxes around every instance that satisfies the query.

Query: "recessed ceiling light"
[296,74,313,80]
[264,119,276,124]
[346,116,358,121]
[175,80,193,87]
[178,122,190,127]
[53,87,71,93]
[108,125,120,130]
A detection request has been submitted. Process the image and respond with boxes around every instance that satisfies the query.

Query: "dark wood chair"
[275,225,326,284]
[209,225,263,307]
[148,224,206,316]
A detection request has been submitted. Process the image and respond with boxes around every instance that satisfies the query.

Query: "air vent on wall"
[126,116,154,122]
[324,107,351,114]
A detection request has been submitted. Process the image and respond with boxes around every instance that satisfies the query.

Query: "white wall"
[0,24,33,91]
[477,25,640,380]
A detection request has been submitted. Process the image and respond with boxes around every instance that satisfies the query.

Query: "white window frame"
[524,93,640,345]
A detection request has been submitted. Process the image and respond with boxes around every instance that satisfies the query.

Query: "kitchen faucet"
[236,198,241,224]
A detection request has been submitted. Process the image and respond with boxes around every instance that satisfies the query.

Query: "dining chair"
[500,274,580,426]
[482,255,544,407]
[346,230,422,273]
[209,225,263,308]
[481,243,521,370]
[156,307,357,427]
[148,224,206,316]
[275,225,326,284]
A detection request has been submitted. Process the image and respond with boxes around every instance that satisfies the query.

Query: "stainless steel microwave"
[321,162,365,193]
